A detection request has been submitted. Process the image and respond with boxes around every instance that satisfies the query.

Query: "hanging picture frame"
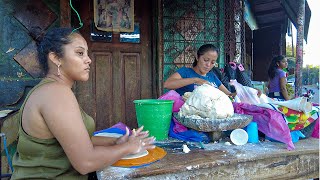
[93,0,134,32]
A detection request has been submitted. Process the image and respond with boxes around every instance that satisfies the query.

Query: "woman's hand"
[115,126,147,144]
[119,126,155,154]
[193,78,209,85]
[229,92,237,98]
[256,89,262,97]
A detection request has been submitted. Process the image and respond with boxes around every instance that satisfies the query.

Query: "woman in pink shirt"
[267,55,290,100]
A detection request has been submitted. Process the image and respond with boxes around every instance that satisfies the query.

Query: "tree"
[285,44,318,86]
[286,44,296,58]
[302,65,320,85]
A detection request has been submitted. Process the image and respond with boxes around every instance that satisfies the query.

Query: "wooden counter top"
[97,138,319,179]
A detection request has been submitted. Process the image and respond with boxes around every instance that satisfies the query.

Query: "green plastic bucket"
[134,99,174,140]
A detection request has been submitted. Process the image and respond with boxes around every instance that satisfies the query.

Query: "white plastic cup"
[230,129,248,146]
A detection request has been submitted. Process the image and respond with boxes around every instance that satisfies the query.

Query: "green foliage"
[286,44,296,58]
[302,65,320,85]
[284,45,318,86]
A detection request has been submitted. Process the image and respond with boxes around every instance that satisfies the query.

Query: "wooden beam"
[254,1,280,12]
[257,20,287,29]
[157,0,164,96]
[60,0,71,27]
[255,11,286,24]
[254,8,283,16]
[253,0,278,5]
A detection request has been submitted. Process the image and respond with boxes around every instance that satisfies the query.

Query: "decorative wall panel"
[162,0,245,82]
[0,0,59,110]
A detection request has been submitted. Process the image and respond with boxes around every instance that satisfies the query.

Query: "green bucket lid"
[133,99,174,104]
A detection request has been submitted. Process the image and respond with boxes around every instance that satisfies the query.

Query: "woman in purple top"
[164,44,236,97]
[267,55,290,100]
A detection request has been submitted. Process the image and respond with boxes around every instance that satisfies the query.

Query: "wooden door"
[77,0,153,130]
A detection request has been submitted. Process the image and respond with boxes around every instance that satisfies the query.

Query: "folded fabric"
[93,122,128,136]
[259,94,285,103]
[169,120,210,142]
[279,106,318,131]
[172,117,188,133]
[233,102,294,150]
[259,97,312,114]
[311,120,319,138]
[257,103,319,131]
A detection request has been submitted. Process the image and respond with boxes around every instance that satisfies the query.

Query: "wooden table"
[97,138,319,179]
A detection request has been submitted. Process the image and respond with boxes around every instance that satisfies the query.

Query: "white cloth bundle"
[179,84,234,119]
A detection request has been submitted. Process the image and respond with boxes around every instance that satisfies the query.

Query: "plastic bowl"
[230,129,248,146]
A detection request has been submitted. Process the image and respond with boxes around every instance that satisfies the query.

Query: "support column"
[294,0,305,97]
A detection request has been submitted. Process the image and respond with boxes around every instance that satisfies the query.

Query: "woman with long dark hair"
[267,55,290,100]
[11,28,155,179]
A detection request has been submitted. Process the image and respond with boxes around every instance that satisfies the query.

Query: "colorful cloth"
[259,103,319,131]
[278,106,319,130]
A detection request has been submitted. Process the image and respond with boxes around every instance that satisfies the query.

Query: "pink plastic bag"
[158,90,184,112]
[311,120,319,138]
[233,102,294,150]
[158,90,187,133]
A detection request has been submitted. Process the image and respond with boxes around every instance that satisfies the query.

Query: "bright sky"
[287,0,320,67]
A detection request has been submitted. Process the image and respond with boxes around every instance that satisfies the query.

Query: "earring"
[57,63,61,76]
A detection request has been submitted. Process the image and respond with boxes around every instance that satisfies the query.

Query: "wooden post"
[60,0,71,27]
[157,0,164,96]
[294,0,305,97]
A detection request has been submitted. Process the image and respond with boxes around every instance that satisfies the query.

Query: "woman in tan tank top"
[12,28,155,180]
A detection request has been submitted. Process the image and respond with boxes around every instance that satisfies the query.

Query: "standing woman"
[267,55,290,100]
[11,28,155,179]
[164,44,235,97]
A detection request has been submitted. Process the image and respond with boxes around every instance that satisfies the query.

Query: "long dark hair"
[192,44,219,67]
[267,55,286,79]
[37,28,80,74]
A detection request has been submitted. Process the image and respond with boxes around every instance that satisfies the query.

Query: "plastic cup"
[230,129,248,146]
[245,122,259,143]
[134,99,174,140]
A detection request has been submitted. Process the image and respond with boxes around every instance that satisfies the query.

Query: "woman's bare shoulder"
[37,82,74,97]
[32,82,78,109]
[35,82,83,130]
